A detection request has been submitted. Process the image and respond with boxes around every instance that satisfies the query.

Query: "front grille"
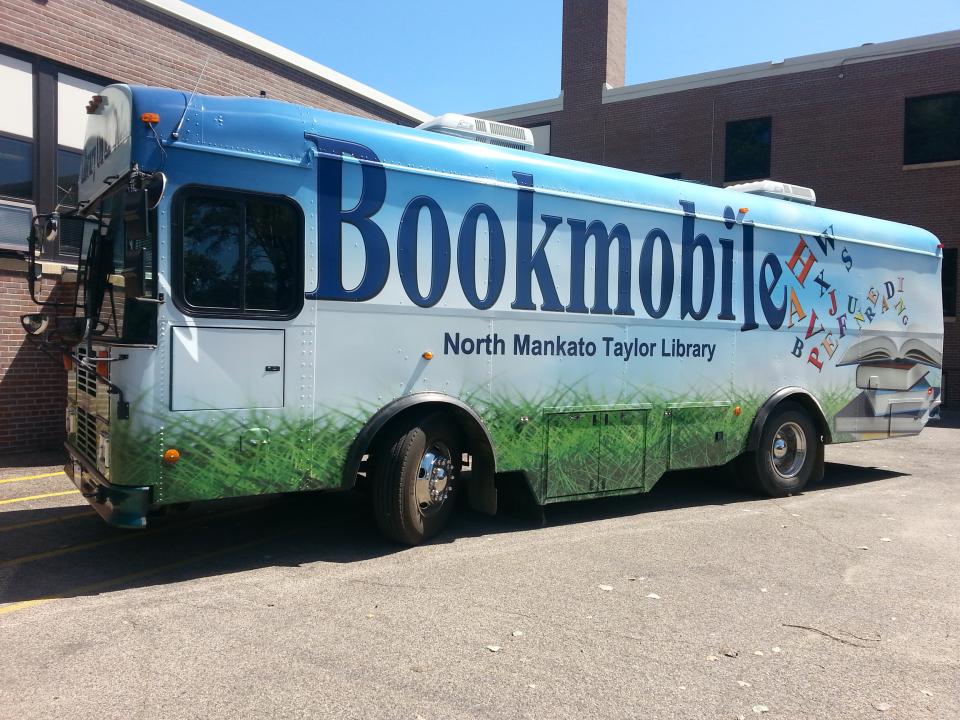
[76,347,97,398]
[75,406,98,467]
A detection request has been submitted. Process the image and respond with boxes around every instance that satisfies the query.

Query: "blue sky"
[187,0,960,115]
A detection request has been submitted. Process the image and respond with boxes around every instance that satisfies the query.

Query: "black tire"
[371,412,463,545]
[744,402,821,497]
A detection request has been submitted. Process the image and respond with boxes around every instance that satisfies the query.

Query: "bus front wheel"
[371,412,463,545]
[745,402,821,497]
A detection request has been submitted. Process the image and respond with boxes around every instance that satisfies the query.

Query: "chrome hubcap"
[771,422,807,479]
[415,441,454,516]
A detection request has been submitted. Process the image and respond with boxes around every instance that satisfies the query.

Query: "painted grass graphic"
[109,383,861,506]
[480,382,740,500]
[113,408,368,504]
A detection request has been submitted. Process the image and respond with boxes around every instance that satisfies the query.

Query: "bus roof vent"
[726,179,817,205]
[417,113,534,151]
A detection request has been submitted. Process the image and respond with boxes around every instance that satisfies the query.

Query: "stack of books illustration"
[834,335,942,436]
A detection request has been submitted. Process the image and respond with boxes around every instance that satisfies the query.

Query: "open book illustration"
[837,336,942,368]
[833,333,941,437]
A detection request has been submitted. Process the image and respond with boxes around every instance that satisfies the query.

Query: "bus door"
[168,188,303,419]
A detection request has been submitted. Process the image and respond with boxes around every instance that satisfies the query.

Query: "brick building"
[0,0,428,454]
[478,0,960,406]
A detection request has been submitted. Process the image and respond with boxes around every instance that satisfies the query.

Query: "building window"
[54,149,84,257]
[58,74,102,151]
[944,247,958,318]
[0,52,35,252]
[173,188,303,318]
[0,134,33,201]
[57,74,103,213]
[0,53,33,143]
[56,148,82,211]
[724,117,771,182]
[904,92,960,166]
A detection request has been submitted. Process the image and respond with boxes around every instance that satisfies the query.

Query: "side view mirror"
[43,214,59,243]
[26,212,97,309]
[20,312,50,336]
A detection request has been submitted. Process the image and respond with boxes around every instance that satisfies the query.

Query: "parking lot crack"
[782,622,881,648]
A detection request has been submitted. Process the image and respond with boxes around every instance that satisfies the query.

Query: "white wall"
[530,124,551,154]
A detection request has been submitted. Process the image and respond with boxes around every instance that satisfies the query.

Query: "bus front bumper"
[64,444,152,529]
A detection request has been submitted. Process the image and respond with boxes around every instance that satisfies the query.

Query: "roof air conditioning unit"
[417,113,534,152]
[726,180,817,205]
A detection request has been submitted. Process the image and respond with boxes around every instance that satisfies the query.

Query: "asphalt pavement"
[0,423,958,720]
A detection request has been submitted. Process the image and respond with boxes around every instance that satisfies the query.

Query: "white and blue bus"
[24,85,944,544]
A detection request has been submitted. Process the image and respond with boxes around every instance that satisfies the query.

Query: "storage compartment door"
[171,327,284,411]
[599,409,648,492]
[667,404,730,470]
[545,412,600,498]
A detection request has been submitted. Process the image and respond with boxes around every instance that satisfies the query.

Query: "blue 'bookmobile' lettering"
[305,134,790,331]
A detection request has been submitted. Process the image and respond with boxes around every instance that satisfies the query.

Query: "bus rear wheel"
[371,412,463,545]
[745,402,821,497]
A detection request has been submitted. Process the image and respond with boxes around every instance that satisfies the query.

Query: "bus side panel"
[136,125,942,508]
[311,164,748,502]
[310,155,943,503]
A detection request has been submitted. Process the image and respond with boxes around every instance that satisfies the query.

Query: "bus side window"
[245,200,297,311]
[174,188,303,319]
[182,195,243,309]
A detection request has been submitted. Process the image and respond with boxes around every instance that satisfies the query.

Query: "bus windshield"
[78,187,158,345]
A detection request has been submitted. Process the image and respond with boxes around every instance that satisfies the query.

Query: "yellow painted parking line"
[0,490,78,506]
[0,597,53,615]
[0,535,274,617]
[0,510,91,534]
[0,532,143,569]
[0,471,66,485]
[0,502,272,569]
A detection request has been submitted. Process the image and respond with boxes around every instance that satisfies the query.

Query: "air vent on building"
[726,179,817,205]
[0,201,34,252]
[416,113,534,151]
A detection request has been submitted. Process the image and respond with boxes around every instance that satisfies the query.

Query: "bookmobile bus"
[23,84,944,545]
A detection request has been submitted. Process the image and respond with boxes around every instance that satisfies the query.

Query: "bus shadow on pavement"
[0,461,907,608]
[484,461,909,531]
[814,461,909,490]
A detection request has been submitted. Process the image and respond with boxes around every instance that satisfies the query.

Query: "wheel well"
[343,395,498,515]
[746,388,833,452]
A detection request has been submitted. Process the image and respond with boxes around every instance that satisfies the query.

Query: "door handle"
[265,365,280,372]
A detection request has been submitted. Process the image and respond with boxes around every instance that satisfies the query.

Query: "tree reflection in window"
[246,201,295,311]
[182,196,242,309]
